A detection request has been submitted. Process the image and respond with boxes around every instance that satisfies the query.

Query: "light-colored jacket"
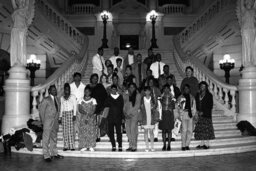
[123,92,141,119]
[177,94,196,120]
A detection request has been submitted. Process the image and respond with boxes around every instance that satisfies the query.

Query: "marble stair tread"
[13,142,256,158]
[56,136,256,149]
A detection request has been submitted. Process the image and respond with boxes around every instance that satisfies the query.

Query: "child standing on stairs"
[159,84,176,151]
[139,86,159,152]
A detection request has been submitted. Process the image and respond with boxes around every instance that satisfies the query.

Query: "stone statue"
[10,0,34,67]
[237,0,256,67]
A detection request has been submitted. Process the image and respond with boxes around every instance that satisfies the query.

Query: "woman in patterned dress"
[60,83,77,151]
[194,81,215,149]
[78,86,97,152]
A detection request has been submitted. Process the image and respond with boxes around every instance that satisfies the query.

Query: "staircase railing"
[158,4,186,14]
[30,37,89,119]
[173,36,238,120]
[68,4,98,14]
[36,0,85,45]
[178,0,233,46]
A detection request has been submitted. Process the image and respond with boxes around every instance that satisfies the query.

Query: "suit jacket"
[39,96,60,130]
[123,54,135,69]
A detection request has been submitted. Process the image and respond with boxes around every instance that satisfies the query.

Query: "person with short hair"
[60,83,77,151]
[92,47,106,78]
[109,47,123,69]
[143,48,155,70]
[131,53,146,87]
[104,85,124,151]
[150,53,165,79]
[39,85,63,162]
[180,66,199,98]
[106,64,114,86]
[177,84,196,151]
[123,65,136,90]
[114,58,124,87]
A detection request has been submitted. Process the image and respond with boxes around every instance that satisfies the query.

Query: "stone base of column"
[1,65,31,134]
[238,66,256,127]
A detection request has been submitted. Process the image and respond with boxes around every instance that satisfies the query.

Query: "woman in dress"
[78,86,97,152]
[139,86,159,152]
[60,83,77,151]
[159,84,176,151]
[123,83,141,152]
[194,81,215,149]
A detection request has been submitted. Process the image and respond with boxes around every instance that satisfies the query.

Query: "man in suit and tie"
[39,85,63,162]
[131,53,145,88]
[92,47,106,78]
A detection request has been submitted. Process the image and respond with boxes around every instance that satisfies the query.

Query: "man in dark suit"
[39,85,63,162]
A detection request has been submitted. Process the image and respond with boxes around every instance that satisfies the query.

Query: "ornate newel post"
[1,0,35,134]
[237,0,256,127]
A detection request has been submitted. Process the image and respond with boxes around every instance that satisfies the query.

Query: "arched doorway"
[0,49,10,96]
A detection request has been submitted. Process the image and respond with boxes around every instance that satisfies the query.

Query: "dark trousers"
[108,121,122,148]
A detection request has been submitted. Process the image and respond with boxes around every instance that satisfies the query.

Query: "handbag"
[172,119,182,138]
[99,118,108,137]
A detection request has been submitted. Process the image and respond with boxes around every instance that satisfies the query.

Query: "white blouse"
[60,95,77,117]
[78,98,97,105]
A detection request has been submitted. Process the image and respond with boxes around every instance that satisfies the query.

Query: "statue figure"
[10,0,34,67]
[237,0,256,67]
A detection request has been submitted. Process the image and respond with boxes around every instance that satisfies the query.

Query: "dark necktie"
[100,56,104,72]
[138,63,142,85]
[158,62,161,78]
[54,96,58,111]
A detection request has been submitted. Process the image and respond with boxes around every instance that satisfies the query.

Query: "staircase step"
[13,141,256,158]
[56,136,256,149]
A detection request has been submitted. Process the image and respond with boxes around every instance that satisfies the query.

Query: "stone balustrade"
[178,0,233,45]
[173,36,238,119]
[68,3,97,14]
[159,4,186,14]
[36,0,85,45]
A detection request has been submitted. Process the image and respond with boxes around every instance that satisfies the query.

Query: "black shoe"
[202,145,210,149]
[53,155,64,159]
[185,146,190,150]
[112,147,116,151]
[131,148,137,152]
[44,158,52,162]
[162,146,166,151]
[154,138,158,142]
[181,147,186,151]
[167,146,171,151]
[70,149,75,151]
[171,138,175,141]
[63,148,68,151]
[126,147,132,151]
[96,138,101,142]
[118,147,122,152]
[196,145,202,149]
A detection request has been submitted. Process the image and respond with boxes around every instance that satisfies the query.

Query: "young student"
[139,86,159,152]
[78,86,97,152]
[114,58,124,87]
[100,74,111,89]
[104,85,124,151]
[60,83,77,151]
[177,84,196,151]
[159,84,176,151]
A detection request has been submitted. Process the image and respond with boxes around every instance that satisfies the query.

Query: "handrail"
[68,3,97,14]
[158,4,186,14]
[30,37,89,119]
[173,36,238,119]
[178,0,233,45]
[36,0,85,45]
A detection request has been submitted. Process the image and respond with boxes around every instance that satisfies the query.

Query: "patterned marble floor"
[1,151,256,171]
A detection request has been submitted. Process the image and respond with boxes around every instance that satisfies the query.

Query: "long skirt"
[194,117,215,140]
[79,115,97,149]
[159,110,174,132]
[62,110,75,149]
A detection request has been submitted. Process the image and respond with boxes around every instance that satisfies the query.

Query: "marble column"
[238,66,256,127]
[2,65,31,134]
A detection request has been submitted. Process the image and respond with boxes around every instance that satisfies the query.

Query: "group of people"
[39,47,215,162]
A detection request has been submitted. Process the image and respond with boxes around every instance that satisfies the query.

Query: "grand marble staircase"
[14,106,256,158]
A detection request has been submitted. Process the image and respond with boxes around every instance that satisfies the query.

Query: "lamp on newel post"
[26,54,40,86]
[219,54,235,84]
[100,10,110,48]
[148,10,158,49]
